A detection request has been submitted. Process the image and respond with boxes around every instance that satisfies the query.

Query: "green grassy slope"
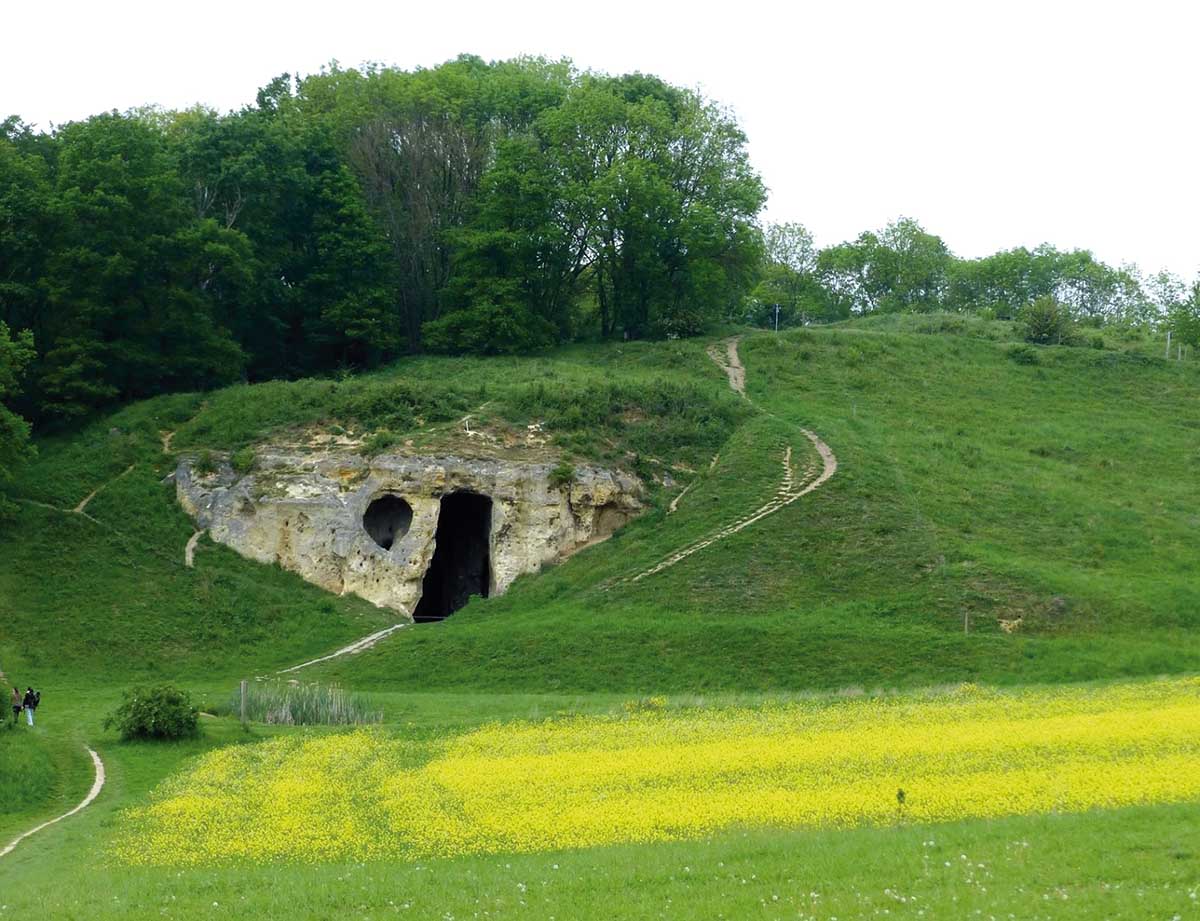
[0,394,394,683]
[2,322,1200,919]
[0,339,742,685]
[4,322,1199,692]
[0,723,94,841]
[318,322,1200,691]
[747,326,1200,635]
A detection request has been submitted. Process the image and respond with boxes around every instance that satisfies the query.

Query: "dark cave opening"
[363,495,413,551]
[413,492,492,622]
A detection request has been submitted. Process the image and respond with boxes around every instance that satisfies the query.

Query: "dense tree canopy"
[1,54,1195,453]
[0,319,34,516]
[1,57,768,420]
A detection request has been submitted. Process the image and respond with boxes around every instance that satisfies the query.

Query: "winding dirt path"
[184,530,202,568]
[621,336,838,584]
[0,747,105,859]
[17,463,138,524]
[706,337,747,397]
[667,481,696,515]
[74,464,134,514]
[278,623,411,674]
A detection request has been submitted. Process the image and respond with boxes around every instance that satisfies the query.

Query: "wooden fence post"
[240,679,248,724]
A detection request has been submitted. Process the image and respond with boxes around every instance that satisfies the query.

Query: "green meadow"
[2,319,1199,919]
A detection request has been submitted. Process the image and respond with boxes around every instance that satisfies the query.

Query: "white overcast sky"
[5,0,1197,278]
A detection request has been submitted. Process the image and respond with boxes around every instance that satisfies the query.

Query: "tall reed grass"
[229,680,382,726]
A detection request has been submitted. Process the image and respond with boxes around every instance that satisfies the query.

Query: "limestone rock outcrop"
[175,447,642,617]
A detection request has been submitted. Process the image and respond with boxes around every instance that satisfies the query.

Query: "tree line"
[0,56,765,425]
[2,54,1198,508]
[748,218,1199,336]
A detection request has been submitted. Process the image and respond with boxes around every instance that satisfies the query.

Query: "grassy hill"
[0,338,743,683]
[3,319,1199,691]
[312,319,1200,692]
[2,318,1199,919]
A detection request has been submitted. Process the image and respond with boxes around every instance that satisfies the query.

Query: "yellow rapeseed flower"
[114,678,1200,865]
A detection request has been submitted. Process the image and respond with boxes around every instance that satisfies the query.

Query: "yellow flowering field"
[115,678,1200,865]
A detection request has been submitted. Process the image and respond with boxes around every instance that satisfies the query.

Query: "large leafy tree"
[945,246,1059,318]
[422,67,765,349]
[946,245,1150,323]
[0,119,56,421]
[0,320,34,517]
[425,133,584,353]
[173,96,399,376]
[529,73,764,341]
[336,57,556,350]
[816,218,951,316]
[1051,249,1147,323]
[746,222,838,327]
[1168,281,1200,349]
[36,112,246,417]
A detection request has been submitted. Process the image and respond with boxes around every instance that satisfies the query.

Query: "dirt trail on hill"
[277,623,411,674]
[707,337,747,397]
[617,336,838,585]
[184,530,202,568]
[0,747,105,860]
[74,464,134,514]
[5,462,147,858]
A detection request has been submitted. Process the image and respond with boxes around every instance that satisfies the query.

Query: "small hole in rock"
[363,495,413,551]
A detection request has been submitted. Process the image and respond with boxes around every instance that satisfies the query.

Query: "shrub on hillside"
[1021,297,1072,345]
[194,450,218,476]
[360,430,401,456]
[549,461,575,489]
[1006,344,1040,365]
[230,447,256,474]
[105,684,200,741]
[330,379,468,432]
[422,297,558,355]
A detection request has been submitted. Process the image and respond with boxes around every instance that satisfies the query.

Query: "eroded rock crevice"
[176,448,641,618]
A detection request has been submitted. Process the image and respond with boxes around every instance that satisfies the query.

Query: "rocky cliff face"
[175,447,642,617]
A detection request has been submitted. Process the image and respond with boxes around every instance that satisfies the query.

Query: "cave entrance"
[363,495,413,551]
[413,492,492,622]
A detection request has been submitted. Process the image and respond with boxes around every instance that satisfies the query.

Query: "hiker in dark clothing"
[10,687,19,726]
[22,688,38,727]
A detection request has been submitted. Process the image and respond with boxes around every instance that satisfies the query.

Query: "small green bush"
[194,450,218,476]
[105,684,200,741]
[360,430,401,456]
[230,447,256,475]
[1021,296,1071,345]
[1007,344,1040,365]
[549,461,576,489]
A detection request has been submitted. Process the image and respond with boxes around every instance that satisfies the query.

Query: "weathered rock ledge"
[175,447,642,616]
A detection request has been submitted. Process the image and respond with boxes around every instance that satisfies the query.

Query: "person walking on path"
[10,687,20,727]
[22,688,38,727]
